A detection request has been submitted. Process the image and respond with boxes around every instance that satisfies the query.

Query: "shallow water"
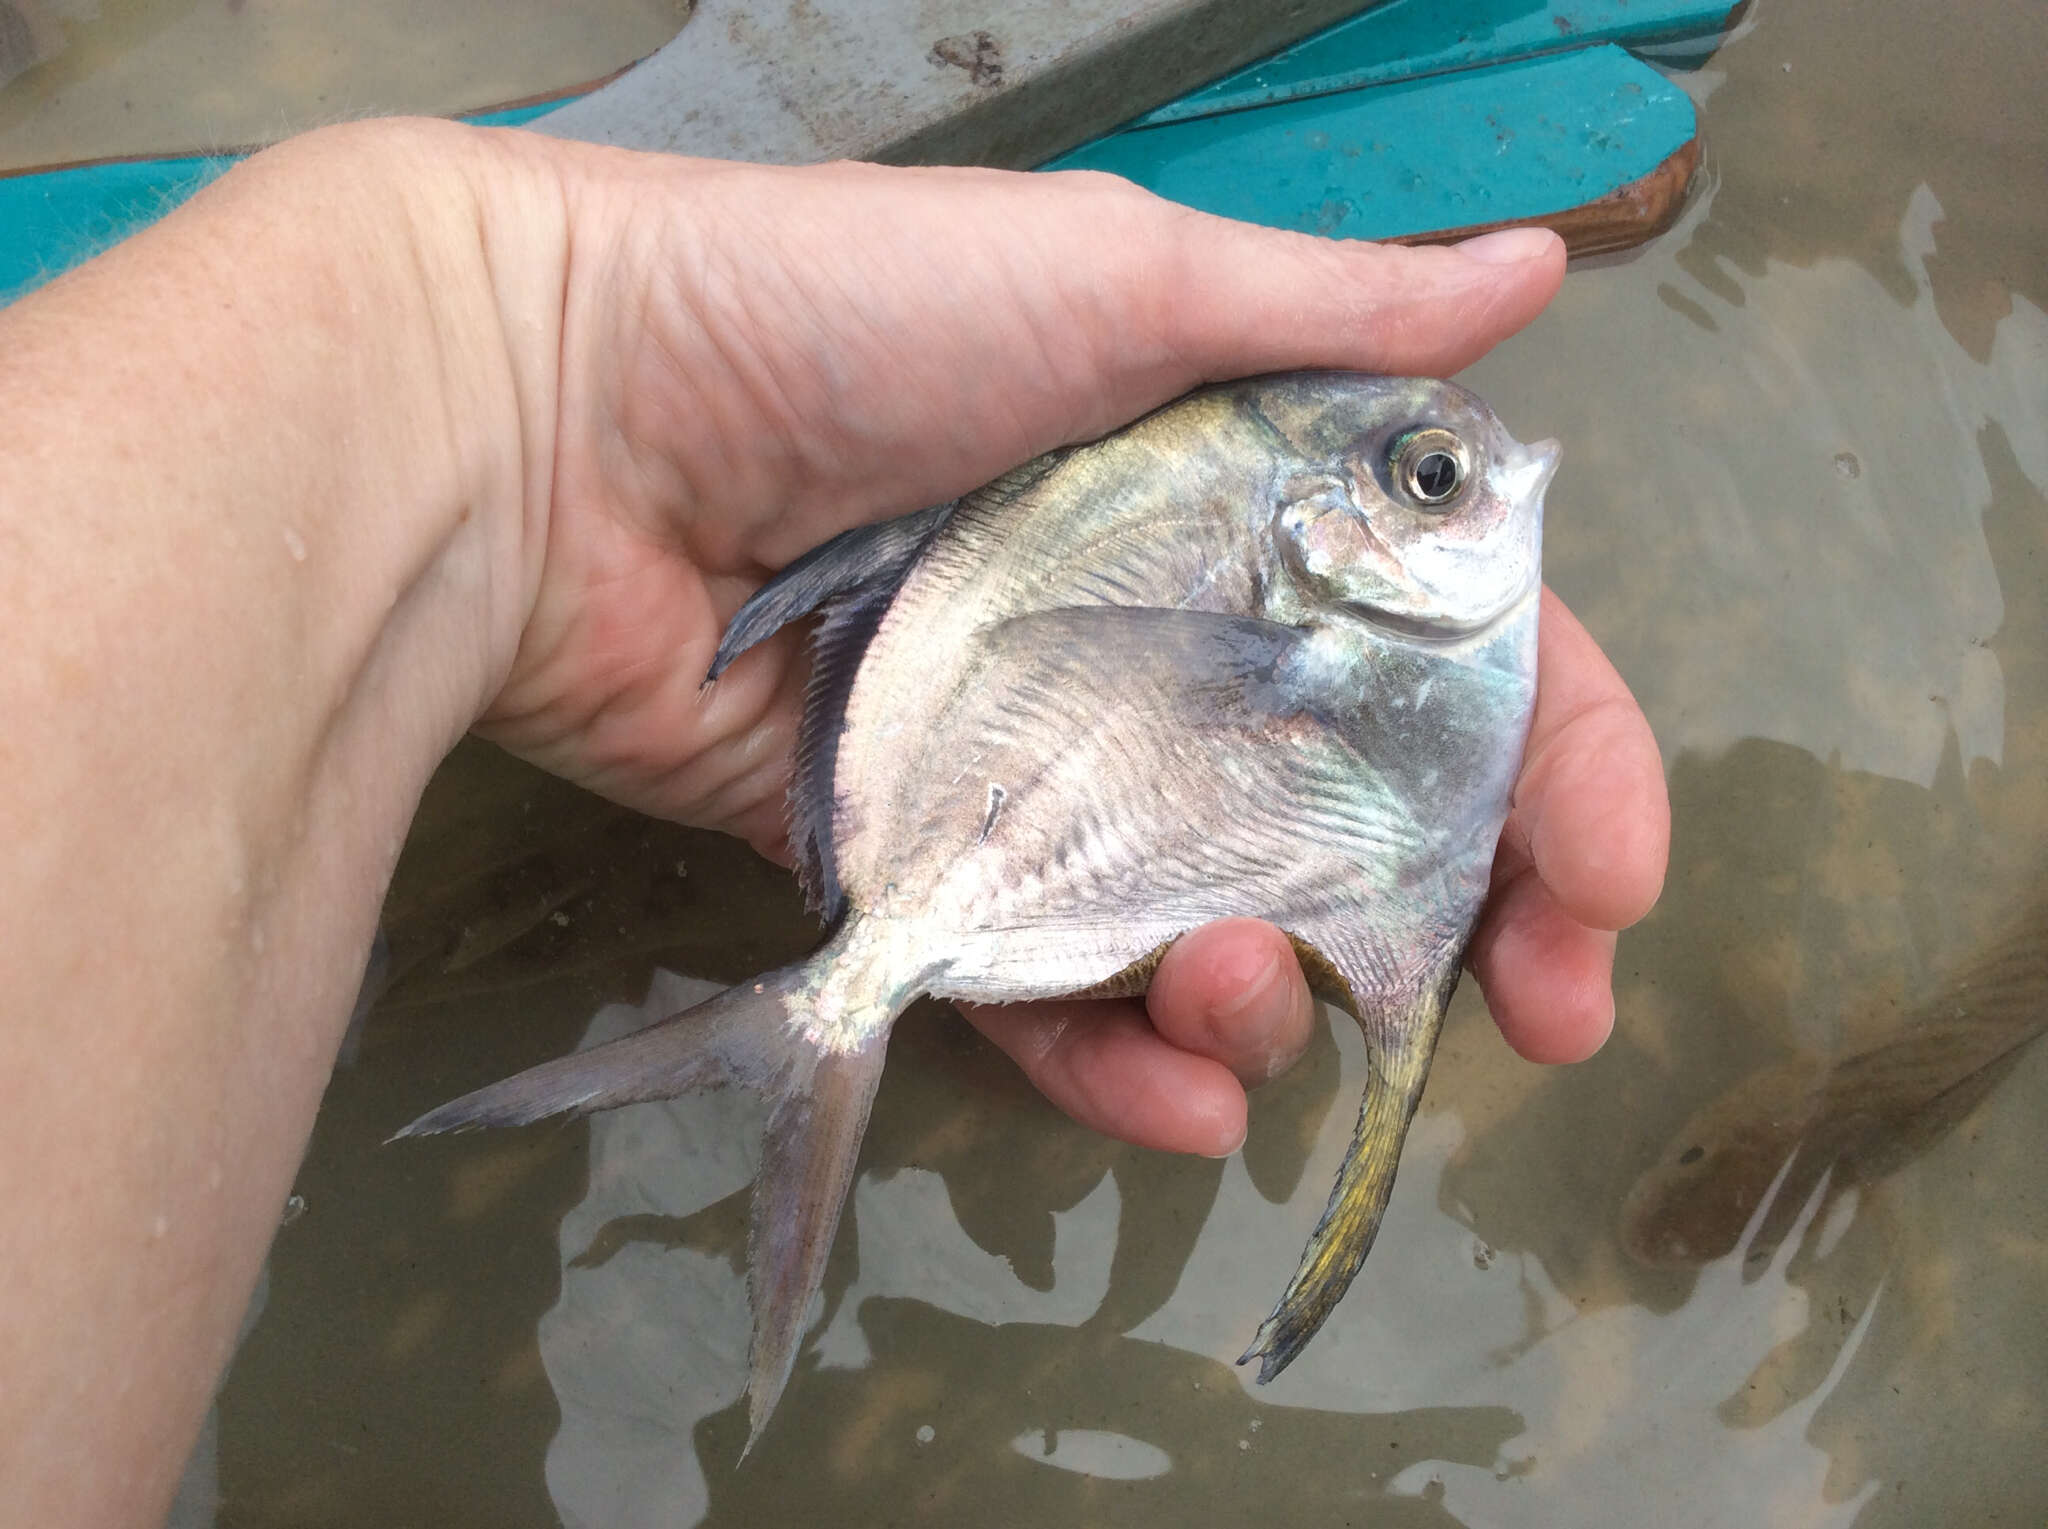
[10,2,2041,1525]
[0,0,683,170]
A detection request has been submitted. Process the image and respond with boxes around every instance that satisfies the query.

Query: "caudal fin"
[389,966,809,1137]
[393,927,909,1452]
[1237,1009,1440,1382]
[744,1037,888,1450]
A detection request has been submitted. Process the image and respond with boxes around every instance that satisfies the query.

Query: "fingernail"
[1212,947,1309,1088]
[1201,1121,1249,1160]
[1211,947,1283,1027]
[1453,226,1559,265]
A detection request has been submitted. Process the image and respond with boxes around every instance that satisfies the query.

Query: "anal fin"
[1239,978,1449,1381]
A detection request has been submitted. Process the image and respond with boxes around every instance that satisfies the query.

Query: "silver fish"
[397,372,1555,1446]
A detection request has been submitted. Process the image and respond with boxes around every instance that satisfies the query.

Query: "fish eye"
[1390,428,1470,509]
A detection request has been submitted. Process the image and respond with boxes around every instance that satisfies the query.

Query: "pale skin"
[0,120,1668,1526]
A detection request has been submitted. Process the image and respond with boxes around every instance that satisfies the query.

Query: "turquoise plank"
[0,16,1706,308]
[0,101,560,308]
[1129,0,1735,127]
[1048,44,1694,243]
[0,155,229,305]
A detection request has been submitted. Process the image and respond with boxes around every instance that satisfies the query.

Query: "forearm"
[0,121,557,1526]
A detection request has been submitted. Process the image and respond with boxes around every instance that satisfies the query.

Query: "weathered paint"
[1,1,1378,304]
[0,4,1709,305]
[0,103,556,307]
[535,0,1385,167]
[1128,0,1743,126]
[1047,45,1698,249]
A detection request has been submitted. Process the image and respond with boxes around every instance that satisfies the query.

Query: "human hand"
[443,131,1666,1154]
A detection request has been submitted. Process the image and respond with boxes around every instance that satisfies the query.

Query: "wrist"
[0,117,576,1527]
[278,117,572,724]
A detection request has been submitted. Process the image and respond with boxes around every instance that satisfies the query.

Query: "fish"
[1621,877,2048,1269]
[396,371,1555,1447]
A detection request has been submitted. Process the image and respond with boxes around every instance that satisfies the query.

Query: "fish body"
[1622,881,2048,1269]
[400,372,1555,1445]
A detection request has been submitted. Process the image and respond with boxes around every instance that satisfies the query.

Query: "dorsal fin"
[781,447,1074,916]
[706,503,954,682]
[961,447,1072,513]
[787,576,898,917]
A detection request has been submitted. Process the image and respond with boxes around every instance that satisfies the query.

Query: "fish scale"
[398,370,1555,1447]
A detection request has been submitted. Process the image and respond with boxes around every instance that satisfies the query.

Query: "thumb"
[1030,173,1566,405]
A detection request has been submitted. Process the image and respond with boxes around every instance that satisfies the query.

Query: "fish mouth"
[1353,604,1505,642]
[1502,436,1561,512]
[1352,578,1540,643]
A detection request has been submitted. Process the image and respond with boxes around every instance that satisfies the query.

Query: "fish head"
[1260,374,1554,637]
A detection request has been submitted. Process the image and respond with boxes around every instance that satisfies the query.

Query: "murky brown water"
[10,1,2044,1525]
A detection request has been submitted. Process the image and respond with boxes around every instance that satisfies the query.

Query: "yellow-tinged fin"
[1239,981,1446,1382]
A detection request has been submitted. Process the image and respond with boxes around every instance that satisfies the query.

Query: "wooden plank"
[1129,0,1743,127]
[0,156,223,305]
[1387,137,1700,258]
[0,0,68,94]
[1047,45,1700,257]
[533,0,1387,168]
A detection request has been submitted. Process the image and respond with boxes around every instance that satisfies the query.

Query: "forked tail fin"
[744,1036,888,1449]
[392,923,908,1452]
[1237,1000,1443,1382]
[390,966,813,1136]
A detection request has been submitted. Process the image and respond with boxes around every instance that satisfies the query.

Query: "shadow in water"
[1673,0,2048,360]
[688,1303,1518,1528]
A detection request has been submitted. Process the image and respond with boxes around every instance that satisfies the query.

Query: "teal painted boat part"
[1047,44,1695,246]
[450,104,565,131]
[0,155,225,306]
[0,102,560,307]
[0,9,1708,307]
[1129,0,1739,126]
